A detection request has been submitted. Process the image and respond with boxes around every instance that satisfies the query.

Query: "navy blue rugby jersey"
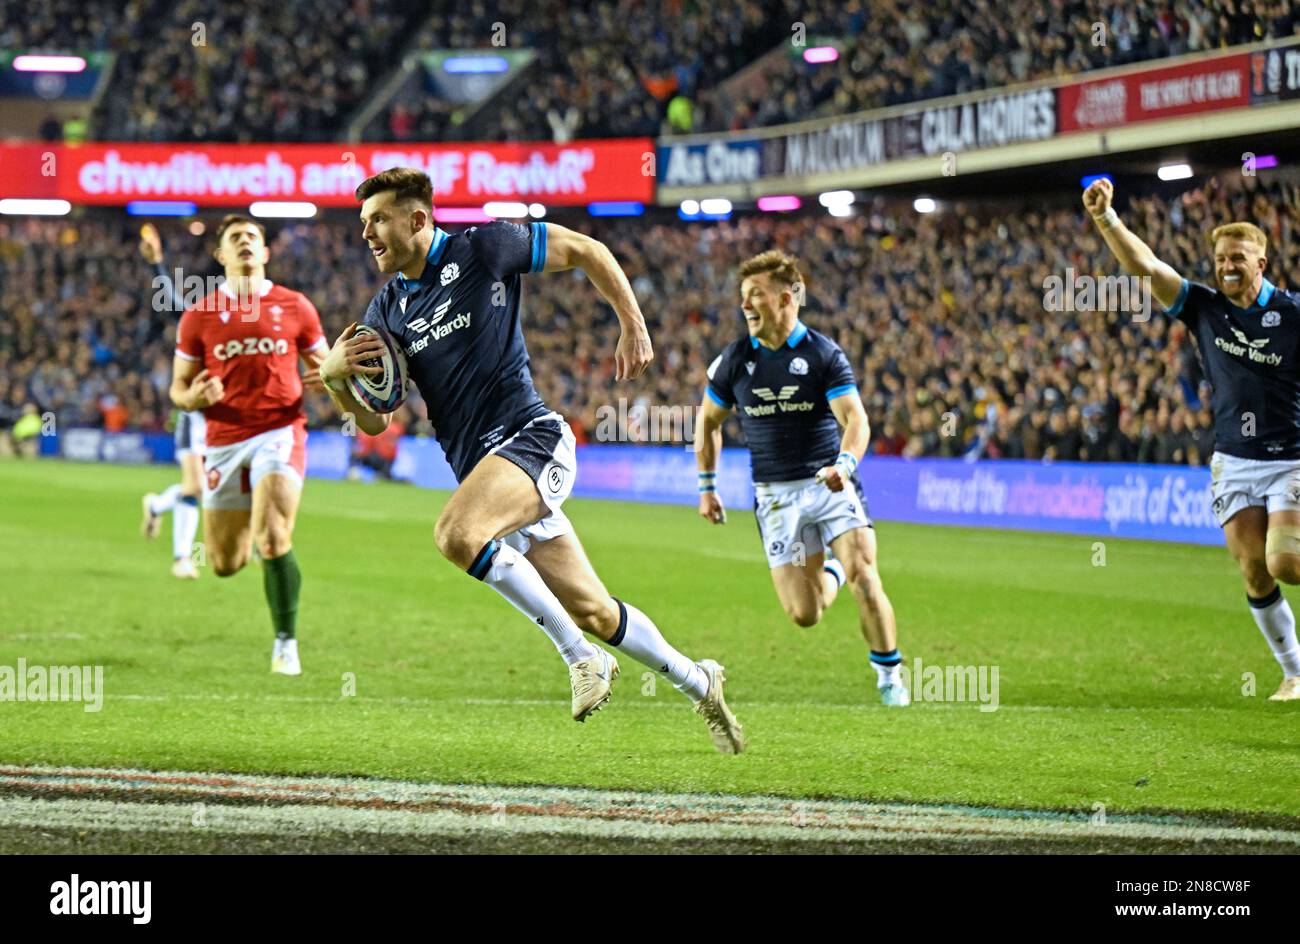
[363,222,551,480]
[1167,277,1300,460]
[705,321,858,482]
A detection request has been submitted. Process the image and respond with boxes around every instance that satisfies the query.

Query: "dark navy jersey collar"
[750,319,808,351]
[396,227,451,291]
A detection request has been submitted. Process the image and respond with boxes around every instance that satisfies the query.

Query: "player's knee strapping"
[1265,526,1300,559]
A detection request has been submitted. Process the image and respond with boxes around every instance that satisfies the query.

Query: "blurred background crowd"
[3,167,1295,467]
[8,0,1294,144]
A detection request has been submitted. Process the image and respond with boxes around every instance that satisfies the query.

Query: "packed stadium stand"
[3,166,1296,466]
[7,1,1292,143]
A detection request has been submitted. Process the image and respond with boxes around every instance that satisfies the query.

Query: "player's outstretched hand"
[815,465,846,492]
[1083,178,1113,217]
[699,491,727,525]
[319,322,386,389]
[138,223,163,265]
[614,328,653,381]
[186,369,224,409]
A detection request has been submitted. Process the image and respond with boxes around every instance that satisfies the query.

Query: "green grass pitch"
[1,458,1295,823]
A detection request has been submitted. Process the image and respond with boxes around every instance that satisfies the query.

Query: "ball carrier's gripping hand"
[318,322,391,435]
[318,322,386,391]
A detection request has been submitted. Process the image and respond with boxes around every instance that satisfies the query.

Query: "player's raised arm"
[1083,179,1184,310]
[695,393,729,525]
[539,222,652,381]
[815,389,870,493]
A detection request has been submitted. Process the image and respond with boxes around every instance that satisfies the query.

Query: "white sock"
[1249,590,1300,677]
[173,495,199,561]
[610,599,708,701]
[149,484,181,516]
[870,650,903,688]
[477,541,598,666]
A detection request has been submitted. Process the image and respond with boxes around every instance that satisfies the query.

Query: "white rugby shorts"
[753,474,872,569]
[1209,450,1300,527]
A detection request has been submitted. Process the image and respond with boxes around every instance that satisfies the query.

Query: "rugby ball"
[345,325,408,414]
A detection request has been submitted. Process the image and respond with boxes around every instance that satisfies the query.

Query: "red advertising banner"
[0,139,654,206]
[1057,53,1250,133]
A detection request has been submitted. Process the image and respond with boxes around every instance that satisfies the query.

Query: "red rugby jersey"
[175,280,326,446]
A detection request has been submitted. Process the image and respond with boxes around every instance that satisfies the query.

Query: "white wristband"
[1093,207,1120,230]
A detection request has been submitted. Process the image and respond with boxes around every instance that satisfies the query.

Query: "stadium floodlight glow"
[1255,154,1279,169]
[828,204,853,217]
[0,199,71,216]
[12,54,86,73]
[913,197,937,214]
[249,201,317,218]
[1080,173,1113,190]
[434,207,492,223]
[678,200,730,222]
[483,201,528,218]
[757,195,801,212]
[1157,163,1193,181]
[528,203,547,218]
[443,55,510,74]
[803,46,839,64]
[587,201,645,217]
[817,190,854,208]
[126,201,198,216]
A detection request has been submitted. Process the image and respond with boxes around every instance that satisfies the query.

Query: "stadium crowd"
[374,0,1297,141]
[94,0,428,142]
[5,0,1289,144]
[694,0,1298,133]
[3,169,1296,467]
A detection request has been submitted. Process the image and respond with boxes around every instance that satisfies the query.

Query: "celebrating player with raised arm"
[319,168,744,752]
[695,251,910,707]
[1085,178,1300,701]
[169,215,330,676]
[138,223,205,580]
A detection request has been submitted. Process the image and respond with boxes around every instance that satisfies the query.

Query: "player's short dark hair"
[738,250,805,293]
[355,167,434,209]
[214,214,266,245]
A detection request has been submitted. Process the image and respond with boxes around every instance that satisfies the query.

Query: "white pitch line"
[101,691,1254,713]
[1,765,1296,847]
